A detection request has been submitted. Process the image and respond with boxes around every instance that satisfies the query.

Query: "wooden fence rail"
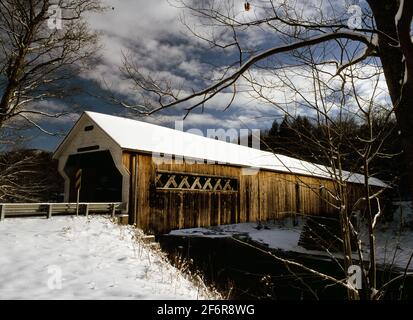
[0,202,127,221]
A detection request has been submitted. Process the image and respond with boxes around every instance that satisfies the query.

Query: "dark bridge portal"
[65,151,122,202]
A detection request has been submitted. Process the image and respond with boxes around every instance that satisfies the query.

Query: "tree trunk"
[368,0,413,199]
[396,94,413,199]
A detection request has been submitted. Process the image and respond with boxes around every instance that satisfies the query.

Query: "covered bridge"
[53,111,387,234]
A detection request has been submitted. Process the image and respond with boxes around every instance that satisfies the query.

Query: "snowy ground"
[372,201,413,271]
[170,202,413,272]
[0,216,219,300]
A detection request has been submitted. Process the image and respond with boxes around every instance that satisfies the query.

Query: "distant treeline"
[260,115,409,198]
[0,149,63,202]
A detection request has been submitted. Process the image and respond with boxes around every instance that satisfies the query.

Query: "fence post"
[0,204,5,221]
[84,203,89,217]
[111,203,116,218]
[47,204,53,219]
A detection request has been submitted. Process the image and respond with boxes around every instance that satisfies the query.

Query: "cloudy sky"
[26,0,277,150]
[27,0,389,151]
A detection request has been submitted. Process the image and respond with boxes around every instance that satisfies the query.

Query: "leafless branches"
[0,0,103,132]
[119,0,412,299]
[0,149,63,202]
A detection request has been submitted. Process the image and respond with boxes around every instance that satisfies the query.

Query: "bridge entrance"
[64,151,122,203]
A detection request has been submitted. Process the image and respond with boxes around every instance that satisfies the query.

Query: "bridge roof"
[62,111,388,187]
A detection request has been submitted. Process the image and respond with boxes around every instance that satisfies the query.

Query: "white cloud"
[82,0,389,130]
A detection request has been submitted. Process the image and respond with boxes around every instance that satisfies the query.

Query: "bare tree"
[0,149,63,202]
[0,1,103,203]
[0,0,103,131]
[235,53,408,299]
[120,0,413,299]
[255,53,400,299]
[121,0,413,200]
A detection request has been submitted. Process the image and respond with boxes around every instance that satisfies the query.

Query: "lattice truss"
[155,171,238,192]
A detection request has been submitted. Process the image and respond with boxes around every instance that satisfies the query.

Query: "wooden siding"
[123,152,371,234]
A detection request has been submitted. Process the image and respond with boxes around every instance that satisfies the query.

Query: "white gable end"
[53,114,129,203]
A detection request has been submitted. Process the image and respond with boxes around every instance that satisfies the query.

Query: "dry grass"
[111,217,223,300]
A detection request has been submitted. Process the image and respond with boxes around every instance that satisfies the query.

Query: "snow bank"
[0,216,218,300]
[170,219,303,252]
[170,207,413,272]
[372,201,413,271]
[170,219,336,262]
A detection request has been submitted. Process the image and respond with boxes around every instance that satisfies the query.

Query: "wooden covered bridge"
[53,112,387,234]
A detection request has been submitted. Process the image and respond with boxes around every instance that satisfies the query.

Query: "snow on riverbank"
[170,202,413,271]
[170,218,303,252]
[372,201,413,270]
[0,216,219,300]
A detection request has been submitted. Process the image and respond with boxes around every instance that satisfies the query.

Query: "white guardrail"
[0,202,127,221]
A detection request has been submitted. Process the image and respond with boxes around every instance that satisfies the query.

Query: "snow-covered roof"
[62,111,387,187]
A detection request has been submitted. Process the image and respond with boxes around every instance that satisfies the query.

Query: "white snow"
[170,219,336,261]
[56,111,386,187]
[395,0,404,25]
[0,216,218,300]
[371,33,379,47]
[170,202,413,272]
[170,220,303,253]
[373,201,413,270]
